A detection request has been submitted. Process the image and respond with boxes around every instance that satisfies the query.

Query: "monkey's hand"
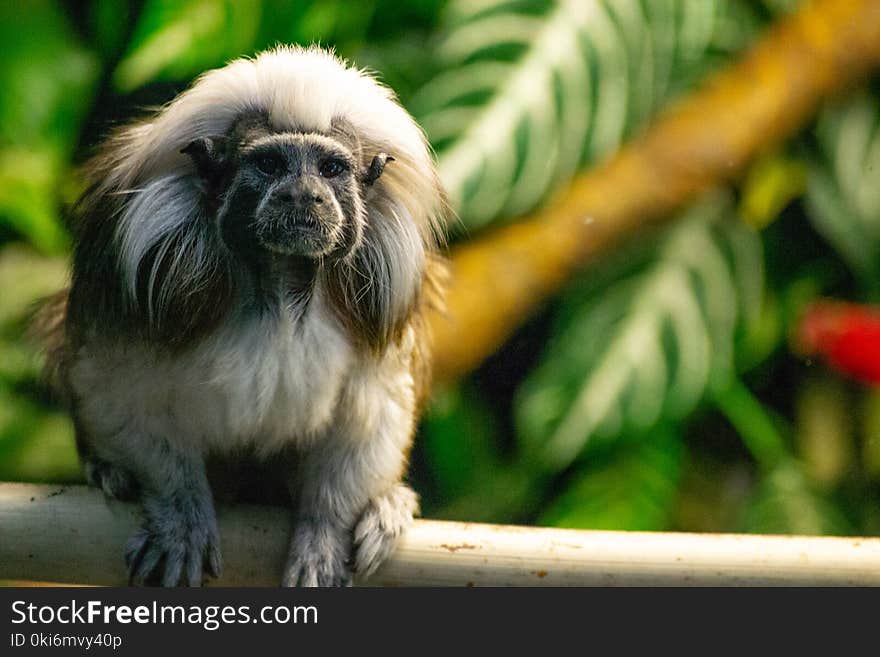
[125,491,222,587]
[352,483,418,578]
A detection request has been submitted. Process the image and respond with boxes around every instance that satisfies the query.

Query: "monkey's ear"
[361,153,394,187]
[181,136,227,184]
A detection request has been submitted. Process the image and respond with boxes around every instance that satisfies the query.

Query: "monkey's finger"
[280,560,302,587]
[124,531,147,571]
[353,535,385,577]
[354,528,400,577]
[297,568,318,588]
[124,530,152,585]
[283,559,317,587]
[185,549,204,587]
[160,547,186,588]
[129,542,165,586]
[205,542,222,579]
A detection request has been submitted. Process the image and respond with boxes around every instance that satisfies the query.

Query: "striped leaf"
[114,0,262,91]
[540,426,685,531]
[741,461,853,536]
[0,1,96,253]
[515,192,764,471]
[416,0,762,228]
[805,92,880,288]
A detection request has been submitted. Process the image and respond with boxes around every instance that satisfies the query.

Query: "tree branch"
[3,483,880,586]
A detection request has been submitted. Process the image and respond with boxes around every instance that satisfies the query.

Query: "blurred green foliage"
[2,0,880,539]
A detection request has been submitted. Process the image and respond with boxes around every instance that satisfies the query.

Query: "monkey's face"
[226,133,365,259]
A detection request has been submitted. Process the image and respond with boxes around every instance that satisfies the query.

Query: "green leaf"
[0,245,69,330]
[739,153,807,230]
[0,245,69,386]
[0,384,79,483]
[516,191,764,471]
[0,148,69,253]
[540,426,684,530]
[415,0,761,228]
[0,2,97,150]
[712,378,788,471]
[805,92,880,289]
[0,244,77,482]
[113,1,407,91]
[760,0,803,15]
[89,0,134,58]
[740,461,853,536]
[0,1,97,252]
[421,384,501,499]
[114,0,263,91]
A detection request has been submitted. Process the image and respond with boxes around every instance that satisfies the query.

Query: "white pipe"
[1,483,878,586]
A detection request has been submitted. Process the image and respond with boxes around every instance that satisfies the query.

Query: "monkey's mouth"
[255,212,337,257]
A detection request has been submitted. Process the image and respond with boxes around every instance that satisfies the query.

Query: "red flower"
[797,301,880,386]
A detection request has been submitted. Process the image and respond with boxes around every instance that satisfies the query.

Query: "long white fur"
[69,288,384,456]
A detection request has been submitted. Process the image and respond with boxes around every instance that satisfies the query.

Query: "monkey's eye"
[319,158,347,179]
[255,155,282,176]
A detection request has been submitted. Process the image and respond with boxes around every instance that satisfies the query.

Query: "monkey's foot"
[352,483,418,578]
[84,458,137,501]
[282,520,352,587]
[125,496,222,587]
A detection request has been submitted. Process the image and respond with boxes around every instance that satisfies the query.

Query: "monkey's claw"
[353,483,418,578]
[125,500,222,587]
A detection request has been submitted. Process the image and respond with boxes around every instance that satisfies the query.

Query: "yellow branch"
[430,0,880,385]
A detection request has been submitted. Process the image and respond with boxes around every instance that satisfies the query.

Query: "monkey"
[34,45,447,587]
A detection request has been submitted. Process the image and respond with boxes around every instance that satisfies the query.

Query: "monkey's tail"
[27,289,72,405]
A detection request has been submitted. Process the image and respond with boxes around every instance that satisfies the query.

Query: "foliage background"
[2,0,880,537]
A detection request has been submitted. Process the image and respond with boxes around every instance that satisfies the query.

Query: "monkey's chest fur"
[68,295,377,457]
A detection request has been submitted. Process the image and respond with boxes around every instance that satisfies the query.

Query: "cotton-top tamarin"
[36,46,447,587]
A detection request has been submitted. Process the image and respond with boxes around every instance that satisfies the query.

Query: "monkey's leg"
[124,443,221,587]
[283,413,415,586]
[75,422,138,501]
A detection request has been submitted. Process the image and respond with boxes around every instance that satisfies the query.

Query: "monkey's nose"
[299,191,323,205]
[282,189,324,207]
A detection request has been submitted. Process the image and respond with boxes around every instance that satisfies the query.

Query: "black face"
[213,132,366,260]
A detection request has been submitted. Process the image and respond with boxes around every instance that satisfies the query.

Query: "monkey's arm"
[124,442,221,586]
[87,427,221,586]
